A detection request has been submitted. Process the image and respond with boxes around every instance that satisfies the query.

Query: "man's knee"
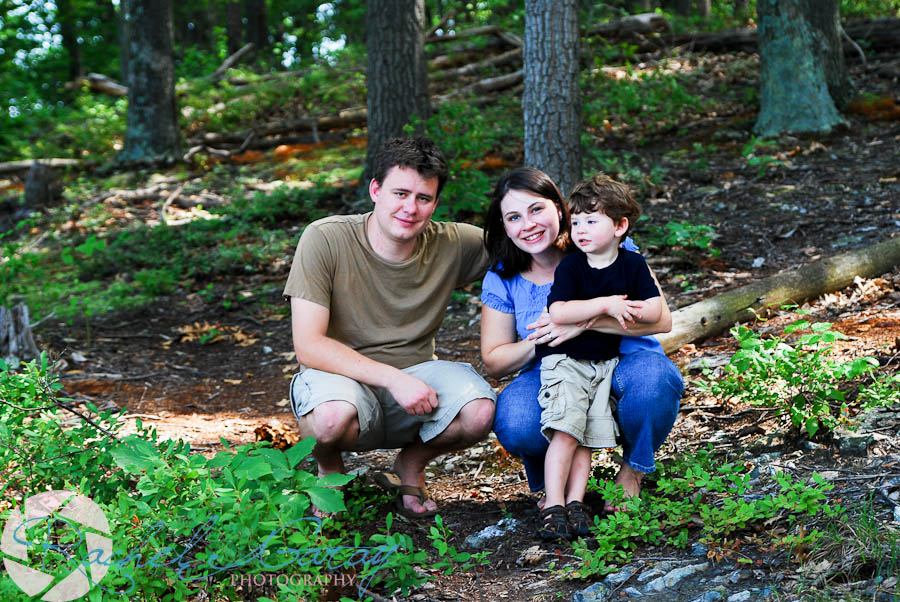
[305,401,359,445]
[460,398,495,440]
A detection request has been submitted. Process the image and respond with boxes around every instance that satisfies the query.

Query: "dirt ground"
[34,51,900,601]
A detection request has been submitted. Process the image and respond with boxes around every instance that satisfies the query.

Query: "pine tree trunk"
[754,0,846,137]
[523,0,581,197]
[363,0,430,183]
[804,0,854,109]
[118,3,129,84]
[120,0,179,161]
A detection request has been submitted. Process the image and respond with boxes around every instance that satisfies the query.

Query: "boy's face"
[570,211,628,255]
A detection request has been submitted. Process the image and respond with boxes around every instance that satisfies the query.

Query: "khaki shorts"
[538,354,620,448]
[290,360,496,451]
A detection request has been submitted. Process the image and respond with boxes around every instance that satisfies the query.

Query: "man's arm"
[291,297,438,415]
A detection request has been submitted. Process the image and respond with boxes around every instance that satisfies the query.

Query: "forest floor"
[31,50,900,602]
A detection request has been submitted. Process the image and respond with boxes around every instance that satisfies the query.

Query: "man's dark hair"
[568,174,642,237]
[371,137,449,198]
[484,167,571,279]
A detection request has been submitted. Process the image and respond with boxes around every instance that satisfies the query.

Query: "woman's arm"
[481,305,535,378]
[588,267,672,335]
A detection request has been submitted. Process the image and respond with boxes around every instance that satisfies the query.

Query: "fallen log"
[0,159,81,176]
[426,24,522,47]
[206,43,255,83]
[657,236,900,353]
[587,12,670,37]
[434,69,524,103]
[665,17,900,55]
[189,107,368,146]
[64,73,128,97]
[431,47,523,82]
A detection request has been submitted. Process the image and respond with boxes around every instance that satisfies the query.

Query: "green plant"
[638,219,720,258]
[569,446,843,580]
[427,514,490,575]
[742,136,783,176]
[698,310,881,437]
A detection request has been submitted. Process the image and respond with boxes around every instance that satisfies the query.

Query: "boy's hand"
[605,295,642,329]
[389,372,439,416]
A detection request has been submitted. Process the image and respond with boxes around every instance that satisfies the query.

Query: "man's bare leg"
[392,398,494,514]
[297,400,359,474]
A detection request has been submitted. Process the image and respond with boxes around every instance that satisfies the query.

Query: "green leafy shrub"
[698,311,885,437]
[571,446,842,579]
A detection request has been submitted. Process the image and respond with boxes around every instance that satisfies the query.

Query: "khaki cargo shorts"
[290,360,496,451]
[538,354,620,448]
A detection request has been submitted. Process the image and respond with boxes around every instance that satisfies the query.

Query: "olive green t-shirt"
[283,213,489,369]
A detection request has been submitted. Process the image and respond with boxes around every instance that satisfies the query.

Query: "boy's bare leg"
[392,398,494,514]
[543,430,579,509]
[565,445,592,504]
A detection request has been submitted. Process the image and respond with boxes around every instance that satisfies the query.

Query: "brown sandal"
[565,500,593,538]
[537,505,571,540]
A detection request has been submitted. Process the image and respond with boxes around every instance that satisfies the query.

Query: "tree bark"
[120,0,180,161]
[363,0,430,183]
[226,0,243,57]
[523,0,581,197]
[675,0,692,17]
[0,304,41,365]
[805,0,854,109]
[657,236,900,353]
[57,0,82,81]
[245,0,268,54]
[754,0,847,137]
[696,0,711,19]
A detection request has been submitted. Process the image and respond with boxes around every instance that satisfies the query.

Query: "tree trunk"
[805,0,854,109]
[120,0,180,161]
[226,0,243,57]
[657,236,900,353]
[734,0,749,18]
[362,0,430,183]
[754,0,847,137]
[118,2,129,84]
[0,304,41,366]
[57,0,82,81]
[523,0,581,197]
[696,0,711,19]
[245,0,268,54]
[675,0,691,17]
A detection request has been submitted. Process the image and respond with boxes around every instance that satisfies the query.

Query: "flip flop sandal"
[537,504,571,541]
[373,471,438,519]
[565,500,593,538]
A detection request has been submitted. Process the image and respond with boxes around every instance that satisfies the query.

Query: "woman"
[480,167,683,509]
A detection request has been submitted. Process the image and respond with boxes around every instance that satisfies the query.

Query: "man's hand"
[388,371,439,416]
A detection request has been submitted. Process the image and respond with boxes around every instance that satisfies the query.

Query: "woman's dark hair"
[484,167,571,279]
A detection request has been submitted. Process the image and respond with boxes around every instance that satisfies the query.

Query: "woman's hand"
[525,309,588,346]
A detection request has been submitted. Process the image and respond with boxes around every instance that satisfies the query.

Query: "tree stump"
[0,304,41,366]
[24,161,56,209]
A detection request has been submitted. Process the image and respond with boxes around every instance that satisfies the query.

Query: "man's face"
[369,166,440,246]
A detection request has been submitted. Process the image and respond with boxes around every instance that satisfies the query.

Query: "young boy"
[535,174,662,540]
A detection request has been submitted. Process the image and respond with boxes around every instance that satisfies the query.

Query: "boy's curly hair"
[568,174,642,237]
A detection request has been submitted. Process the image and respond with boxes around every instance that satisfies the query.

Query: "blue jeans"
[493,350,683,492]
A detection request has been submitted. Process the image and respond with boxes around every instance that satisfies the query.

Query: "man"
[284,137,496,517]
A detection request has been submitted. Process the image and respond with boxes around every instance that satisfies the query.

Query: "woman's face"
[499,188,562,256]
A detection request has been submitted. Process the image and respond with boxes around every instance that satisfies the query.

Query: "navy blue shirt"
[537,250,660,361]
